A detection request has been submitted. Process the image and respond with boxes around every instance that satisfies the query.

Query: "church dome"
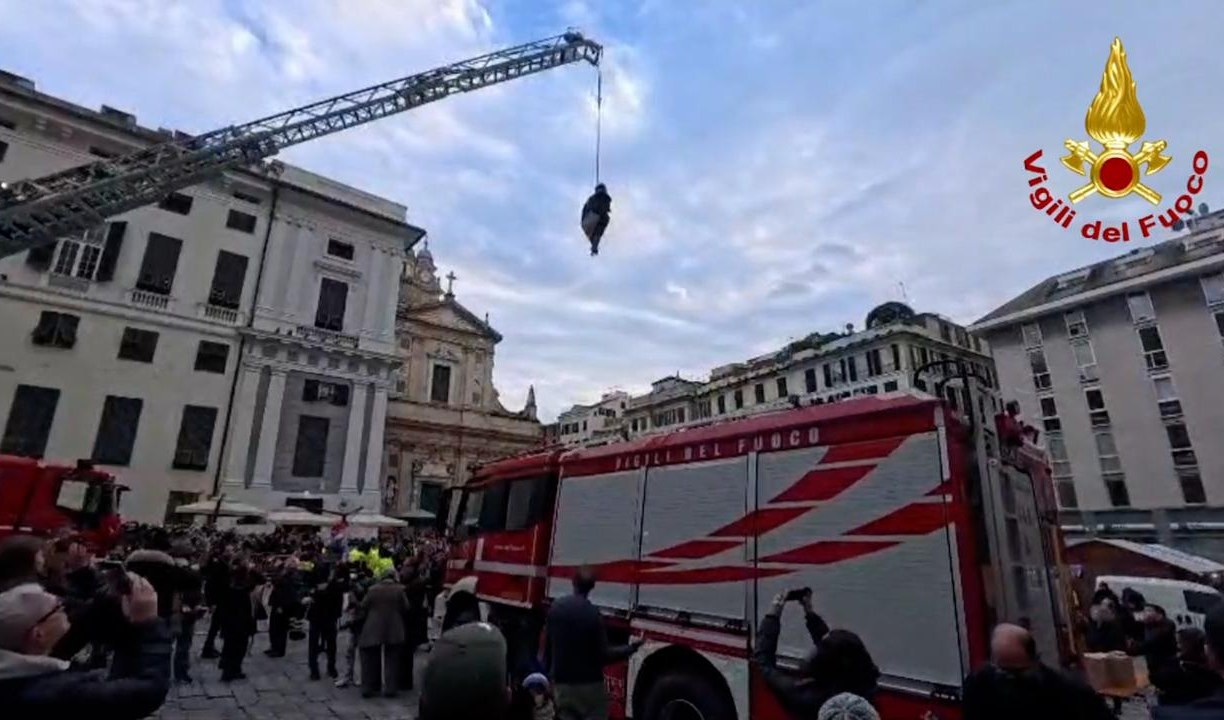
[416,240,434,265]
[865,301,915,329]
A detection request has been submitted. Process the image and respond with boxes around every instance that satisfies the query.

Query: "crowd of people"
[2,524,1223,720]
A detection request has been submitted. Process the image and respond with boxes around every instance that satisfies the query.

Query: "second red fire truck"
[443,393,1072,720]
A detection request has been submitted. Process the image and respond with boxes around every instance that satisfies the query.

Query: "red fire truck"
[444,393,1072,720]
[0,455,126,550]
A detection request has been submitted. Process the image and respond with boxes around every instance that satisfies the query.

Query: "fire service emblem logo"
[1024,38,1209,242]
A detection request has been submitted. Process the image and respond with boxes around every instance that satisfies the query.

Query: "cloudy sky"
[4,0,1223,420]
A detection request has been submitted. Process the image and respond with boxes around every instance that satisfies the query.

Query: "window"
[136,233,182,295]
[327,239,355,261]
[1028,349,1051,390]
[846,356,858,382]
[1065,310,1089,339]
[291,415,329,477]
[733,389,744,410]
[430,364,452,404]
[504,478,538,531]
[0,139,7,163]
[805,368,818,393]
[1021,323,1043,348]
[95,222,126,282]
[118,327,158,363]
[754,383,765,404]
[823,363,833,388]
[866,349,882,376]
[303,379,350,406]
[207,251,249,309]
[172,405,217,470]
[1056,480,1079,509]
[194,341,229,374]
[677,407,686,423]
[1127,291,1156,323]
[1047,435,1072,479]
[919,346,930,365]
[939,321,952,341]
[1095,430,1122,474]
[157,192,193,215]
[1071,340,1098,382]
[225,209,257,234]
[1,385,60,458]
[52,241,78,276]
[1166,422,1192,450]
[776,377,788,398]
[1085,388,1110,427]
[1038,396,1061,432]
[314,278,348,331]
[1138,326,1168,371]
[1104,476,1131,507]
[883,380,898,392]
[31,312,78,348]
[717,395,726,415]
[890,344,901,371]
[1201,273,1224,307]
[1178,469,1207,505]
[92,396,143,466]
[1153,376,1182,418]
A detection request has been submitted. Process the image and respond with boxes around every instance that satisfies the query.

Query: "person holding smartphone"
[752,588,880,719]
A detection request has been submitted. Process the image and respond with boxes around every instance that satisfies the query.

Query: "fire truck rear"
[444,393,1072,720]
[0,455,126,550]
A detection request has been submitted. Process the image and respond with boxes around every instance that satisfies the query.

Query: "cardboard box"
[1083,652,1149,695]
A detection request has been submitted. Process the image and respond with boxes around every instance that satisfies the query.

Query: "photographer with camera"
[752,588,881,719]
[0,573,171,717]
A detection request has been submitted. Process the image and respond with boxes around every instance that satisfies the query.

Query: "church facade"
[382,244,542,521]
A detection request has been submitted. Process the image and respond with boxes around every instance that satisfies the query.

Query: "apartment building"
[971,216,1224,558]
[549,390,629,447]
[623,303,994,438]
[0,70,418,521]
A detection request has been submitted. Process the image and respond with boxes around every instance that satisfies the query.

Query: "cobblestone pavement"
[155,629,423,720]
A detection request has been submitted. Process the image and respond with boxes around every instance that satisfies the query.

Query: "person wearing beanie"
[522,672,556,720]
[418,621,509,720]
[818,693,880,720]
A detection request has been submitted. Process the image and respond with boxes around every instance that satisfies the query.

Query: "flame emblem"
[1060,38,1171,204]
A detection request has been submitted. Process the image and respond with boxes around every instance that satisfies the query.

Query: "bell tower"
[400,240,443,309]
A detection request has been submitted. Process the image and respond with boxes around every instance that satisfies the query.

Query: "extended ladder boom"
[0,32,601,257]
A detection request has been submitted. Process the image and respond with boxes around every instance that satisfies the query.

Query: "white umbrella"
[266,508,333,526]
[394,508,436,521]
[347,512,408,528]
[175,498,266,518]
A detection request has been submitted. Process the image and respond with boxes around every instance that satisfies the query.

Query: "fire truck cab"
[0,455,126,550]
[445,393,1072,720]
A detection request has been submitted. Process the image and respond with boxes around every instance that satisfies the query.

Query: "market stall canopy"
[393,508,436,522]
[267,508,333,527]
[348,512,409,528]
[175,498,266,518]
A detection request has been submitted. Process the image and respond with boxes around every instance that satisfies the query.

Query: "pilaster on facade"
[251,368,287,489]
[221,363,263,489]
[340,383,369,494]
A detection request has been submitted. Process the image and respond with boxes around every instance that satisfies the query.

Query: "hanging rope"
[594,66,603,186]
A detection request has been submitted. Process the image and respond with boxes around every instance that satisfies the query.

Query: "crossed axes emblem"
[1060,139,1171,204]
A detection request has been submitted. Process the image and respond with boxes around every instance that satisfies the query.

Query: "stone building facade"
[383,244,541,521]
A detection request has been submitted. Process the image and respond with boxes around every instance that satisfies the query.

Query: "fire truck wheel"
[641,671,736,720]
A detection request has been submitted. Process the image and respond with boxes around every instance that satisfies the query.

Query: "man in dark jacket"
[753,590,880,717]
[962,623,1112,720]
[265,558,303,658]
[542,566,642,720]
[1153,626,1223,707]
[200,547,230,659]
[306,561,345,681]
[1154,603,1224,719]
[1137,604,1180,678]
[0,576,170,718]
[580,184,612,256]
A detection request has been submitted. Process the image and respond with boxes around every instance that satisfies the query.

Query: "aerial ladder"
[0,32,601,258]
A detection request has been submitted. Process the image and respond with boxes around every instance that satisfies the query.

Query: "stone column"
[251,369,287,489]
[340,384,369,495]
[221,363,262,490]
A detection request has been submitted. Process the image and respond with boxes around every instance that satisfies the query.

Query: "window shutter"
[303,379,320,402]
[26,242,55,269]
[136,233,182,294]
[207,251,248,309]
[331,383,350,407]
[31,312,57,345]
[57,314,79,348]
[95,221,127,282]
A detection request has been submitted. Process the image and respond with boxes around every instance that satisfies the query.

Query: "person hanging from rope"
[580,183,611,256]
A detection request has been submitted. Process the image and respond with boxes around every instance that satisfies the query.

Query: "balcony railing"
[200,303,241,324]
[296,324,359,349]
[130,288,171,309]
[47,273,90,293]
